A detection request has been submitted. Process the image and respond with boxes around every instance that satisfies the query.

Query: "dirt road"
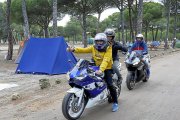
[75,51,180,120]
[0,47,180,120]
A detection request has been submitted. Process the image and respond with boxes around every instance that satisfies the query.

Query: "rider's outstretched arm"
[74,46,93,53]
[114,42,128,52]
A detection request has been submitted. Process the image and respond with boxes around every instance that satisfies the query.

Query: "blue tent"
[16,37,77,75]
[150,41,160,47]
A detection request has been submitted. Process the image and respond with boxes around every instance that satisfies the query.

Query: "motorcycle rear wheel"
[62,93,87,120]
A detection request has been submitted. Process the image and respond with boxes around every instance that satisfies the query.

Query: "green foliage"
[49,26,66,37]
[11,0,23,23]
[123,2,163,27]
[175,41,180,48]
[92,0,111,14]
[11,0,61,37]
[30,25,42,37]
[0,0,179,44]
[143,2,163,22]
[65,17,82,36]
[86,15,98,36]
[0,2,7,41]
[62,0,95,16]
[100,12,120,31]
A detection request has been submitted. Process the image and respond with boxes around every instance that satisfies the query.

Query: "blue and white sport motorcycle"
[62,59,121,120]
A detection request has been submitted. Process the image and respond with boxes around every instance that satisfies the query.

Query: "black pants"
[104,69,118,103]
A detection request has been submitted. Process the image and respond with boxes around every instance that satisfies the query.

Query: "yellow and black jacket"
[74,46,112,72]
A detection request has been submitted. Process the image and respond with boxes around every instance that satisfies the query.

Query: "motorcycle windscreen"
[69,59,89,78]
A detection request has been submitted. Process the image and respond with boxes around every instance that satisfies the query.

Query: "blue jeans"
[113,60,122,80]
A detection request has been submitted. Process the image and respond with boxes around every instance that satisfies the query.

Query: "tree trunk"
[120,0,125,45]
[96,12,101,33]
[22,0,30,39]
[44,25,49,38]
[145,25,148,42]
[137,0,143,33]
[173,0,177,38]
[135,0,138,34]
[151,27,155,41]
[6,0,13,60]
[165,0,171,50]
[160,28,163,41]
[53,0,57,37]
[128,0,134,42]
[118,29,120,42]
[82,13,87,47]
[75,34,77,43]
[96,13,101,33]
[113,0,125,44]
[125,28,128,43]
[155,27,159,41]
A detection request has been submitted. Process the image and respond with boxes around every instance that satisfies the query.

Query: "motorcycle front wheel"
[143,77,148,82]
[126,72,135,90]
[62,93,87,120]
[143,69,149,82]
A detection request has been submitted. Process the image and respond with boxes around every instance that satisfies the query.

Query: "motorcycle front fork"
[77,89,84,106]
[133,71,137,82]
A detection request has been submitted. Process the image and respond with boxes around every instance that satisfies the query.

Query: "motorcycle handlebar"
[95,72,104,78]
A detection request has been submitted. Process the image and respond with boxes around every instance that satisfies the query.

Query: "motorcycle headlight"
[133,62,139,66]
[76,76,85,80]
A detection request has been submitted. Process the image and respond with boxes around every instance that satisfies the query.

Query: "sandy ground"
[0,44,179,120]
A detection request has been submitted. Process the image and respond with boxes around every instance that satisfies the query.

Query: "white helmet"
[136,34,144,40]
[94,33,108,51]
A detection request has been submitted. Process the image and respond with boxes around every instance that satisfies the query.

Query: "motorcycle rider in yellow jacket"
[67,33,119,112]
[74,44,112,72]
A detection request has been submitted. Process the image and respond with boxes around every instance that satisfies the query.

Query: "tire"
[143,70,149,82]
[62,93,87,120]
[126,72,135,90]
[143,79,147,82]
[143,76,149,82]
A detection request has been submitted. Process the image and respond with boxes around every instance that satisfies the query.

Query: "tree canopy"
[0,0,179,45]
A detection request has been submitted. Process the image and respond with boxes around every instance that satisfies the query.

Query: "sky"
[55,0,161,27]
[0,0,161,27]
[54,8,120,27]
